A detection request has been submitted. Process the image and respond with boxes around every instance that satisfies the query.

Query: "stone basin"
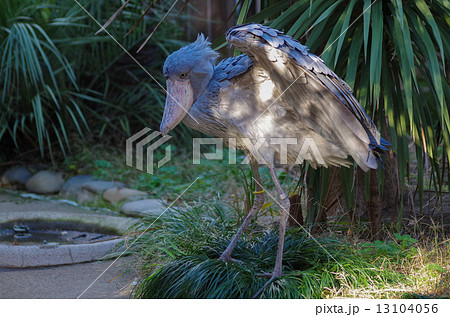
[0,211,138,268]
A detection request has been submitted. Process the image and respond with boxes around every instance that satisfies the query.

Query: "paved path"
[0,257,138,298]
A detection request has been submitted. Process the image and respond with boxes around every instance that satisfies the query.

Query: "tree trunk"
[309,167,343,233]
[351,167,366,237]
[381,116,400,228]
[367,169,382,240]
[288,194,303,227]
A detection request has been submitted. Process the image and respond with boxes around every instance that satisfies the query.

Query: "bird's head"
[160,34,219,135]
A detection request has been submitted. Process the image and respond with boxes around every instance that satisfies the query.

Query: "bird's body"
[166,24,388,170]
[160,23,389,296]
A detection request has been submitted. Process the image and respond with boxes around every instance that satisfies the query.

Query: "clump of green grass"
[130,203,408,299]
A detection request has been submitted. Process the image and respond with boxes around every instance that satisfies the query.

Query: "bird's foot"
[252,270,283,299]
[256,272,273,278]
[256,267,283,279]
[218,253,243,264]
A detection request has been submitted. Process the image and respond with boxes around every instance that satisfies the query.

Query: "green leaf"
[309,0,342,30]
[333,0,356,68]
[345,25,363,88]
[414,0,445,69]
[363,0,372,60]
[235,0,252,56]
[270,1,305,30]
[246,1,290,23]
[369,0,383,106]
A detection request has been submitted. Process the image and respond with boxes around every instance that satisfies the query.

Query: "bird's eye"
[179,73,187,79]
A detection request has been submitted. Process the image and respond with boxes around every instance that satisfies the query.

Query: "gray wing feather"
[215,54,252,81]
[226,23,387,170]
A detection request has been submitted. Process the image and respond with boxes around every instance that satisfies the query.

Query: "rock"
[1,166,32,186]
[81,180,125,194]
[76,190,98,204]
[60,175,95,198]
[25,170,65,194]
[121,199,166,218]
[103,187,147,203]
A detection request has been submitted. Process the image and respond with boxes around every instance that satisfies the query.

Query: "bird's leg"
[252,165,290,299]
[219,158,265,263]
[267,165,290,277]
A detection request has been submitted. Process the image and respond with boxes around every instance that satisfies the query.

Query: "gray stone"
[76,189,98,203]
[81,180,125,194]
[0,239,124,268]
[21,245,73,267]
[60,175,95,198]
[0,245,23,267]
[0,210,136,268]
[103,187,147,203]
[1,166,32,186]
[121,199,166,218]
[25,170,65,194]
[0,211,137,237]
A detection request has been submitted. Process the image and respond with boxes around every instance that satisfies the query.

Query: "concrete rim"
[0,211,137,268]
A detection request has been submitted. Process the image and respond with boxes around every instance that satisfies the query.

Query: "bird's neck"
[190,61,215,100]
[182,69,223,134]
[191,73,213,100]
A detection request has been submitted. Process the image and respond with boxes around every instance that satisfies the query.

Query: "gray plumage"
[161,24,388,171]
[160,24,390,289]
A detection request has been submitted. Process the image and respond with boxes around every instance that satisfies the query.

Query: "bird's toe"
[219,254,243,264]
[256,270,283,279]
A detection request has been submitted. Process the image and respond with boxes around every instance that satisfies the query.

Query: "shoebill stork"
[160,23,389,285]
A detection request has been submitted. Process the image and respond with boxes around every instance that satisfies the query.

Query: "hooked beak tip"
[159,122,171,136]
[159,125,167,136]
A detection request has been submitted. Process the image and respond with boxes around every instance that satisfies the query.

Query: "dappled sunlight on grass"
[128,202,450,299]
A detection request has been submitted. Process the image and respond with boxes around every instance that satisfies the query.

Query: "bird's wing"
[213,54,253,81]
[226,23,388,170]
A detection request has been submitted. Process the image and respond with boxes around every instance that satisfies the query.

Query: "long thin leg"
[252,165,290,298]
[267,165,290,277]
[219,158,265,262]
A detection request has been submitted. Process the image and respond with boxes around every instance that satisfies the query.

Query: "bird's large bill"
[160,79,194,135]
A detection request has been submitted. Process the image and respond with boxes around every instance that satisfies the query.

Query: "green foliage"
[60,0,189,139]
[360,233,418,259]
[0,0,191,159]
[132,147,253,200]
[239,0,450,226]
[0,0,90,157]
